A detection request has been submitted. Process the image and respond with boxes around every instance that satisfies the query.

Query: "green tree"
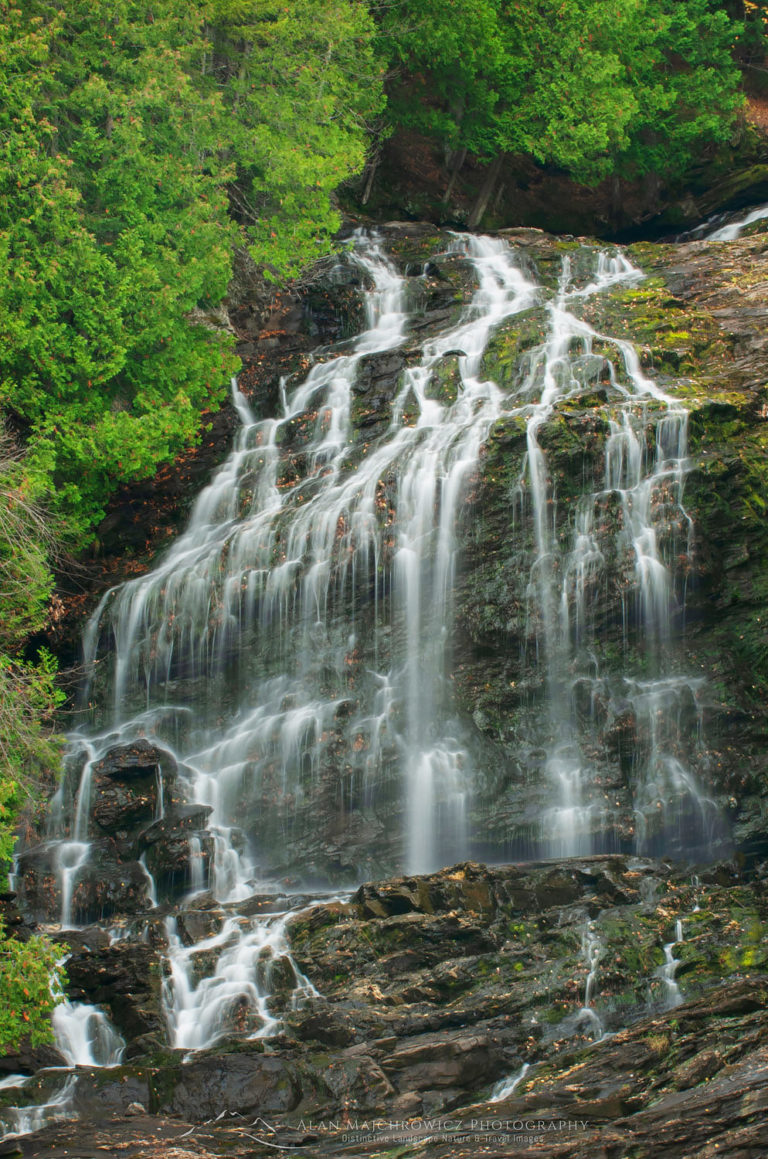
[204,0,385,278]
[0,0,239,542]
[0,924,64,1052]
[0,0,382,542]
[0,442,65,1050]
[377,0,743,186]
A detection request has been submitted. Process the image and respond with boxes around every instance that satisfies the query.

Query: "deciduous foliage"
[0,923,64,1052]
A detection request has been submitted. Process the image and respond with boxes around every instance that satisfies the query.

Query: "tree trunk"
[468,153,505,230]
[442,148,467,205]
[361,146,380,206]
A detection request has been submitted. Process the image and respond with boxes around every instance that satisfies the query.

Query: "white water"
[0,1076,28,1091]
[576,922,604,1040]
[514,251,708,857]
[657,917,685,1009]
[66,233,714,893]
[490,1061,530,1102]
[68,232,538,900]
[0,1077,77,1141]
[52,1002,125,1067]
[707,204,768,241]
[0,990,125,1142]
[163,906,319,1052]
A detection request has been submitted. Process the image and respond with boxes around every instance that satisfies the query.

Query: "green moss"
[574,277,731,388]
[480,306,548,388]
[426,355,461,404]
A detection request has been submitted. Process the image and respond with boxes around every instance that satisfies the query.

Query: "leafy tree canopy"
[0,0,382,541]
[378,0,744,183]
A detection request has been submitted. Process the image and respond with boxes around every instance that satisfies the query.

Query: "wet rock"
[354,350,406,397]
[63,940,166,1044]
[286,1004,357,1047]
[85,741,182,856]
[92,774,157,838]
[0,1040,67,1076]
[16,839,150,924]
[153,1053,301,1119]
[91,740,178,783]
[382,1030,504,1090]
[138,806,214,899]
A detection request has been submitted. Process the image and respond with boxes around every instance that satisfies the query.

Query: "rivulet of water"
[510,250,713,857]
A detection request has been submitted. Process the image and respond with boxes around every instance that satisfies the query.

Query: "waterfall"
[74,231,539,891]
[46,231,721,891]
[510,251,713,857]
[0,1077,77,1141]
[19,227,728,1061]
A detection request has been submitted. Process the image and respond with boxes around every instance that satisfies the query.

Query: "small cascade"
[52,1002,125,1067]
[707,205,768,241]
[0,1077,78,1141]
[490,1061,530,1102]
[575,922,604,1040]
[0,972,126,1142]
[162,908,318,1052]
[0,1076,28,1092]
[657,918,685,1009]
[56,842,90,929]
[138,853,158,907]
[187,836,206,895]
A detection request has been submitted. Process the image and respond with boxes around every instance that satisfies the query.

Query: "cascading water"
[576,921,604,1040]
[71,231,538,894]
[707,204,768,241]
[657,917,685,1009]
[51,1002,125,1067]
[490,1061,530,1103]
[163,907,319,1052]
[18,227,730,1083]
[0,1078,77,1141]
[505,250,717,858]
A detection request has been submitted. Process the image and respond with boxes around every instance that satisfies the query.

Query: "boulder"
[138,805,214,899]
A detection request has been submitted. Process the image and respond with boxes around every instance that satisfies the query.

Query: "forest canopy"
[0,0,750,542]
[378,0,745,183]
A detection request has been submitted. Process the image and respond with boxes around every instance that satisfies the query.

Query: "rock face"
[11,856,768,1157]
[16,741,211,922]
